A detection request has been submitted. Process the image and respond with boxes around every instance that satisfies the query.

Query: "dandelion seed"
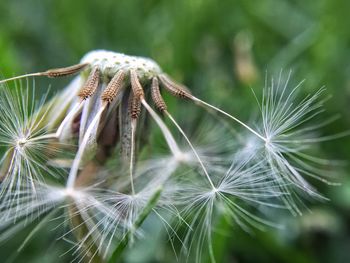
[252,71,345,214]
[0,82,63,202]
[0,179,145,262]
[174,157,282,263]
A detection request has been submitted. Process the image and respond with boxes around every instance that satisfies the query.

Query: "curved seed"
[159,74,191,99]
[45,63,89,78]
[151,77,167,112]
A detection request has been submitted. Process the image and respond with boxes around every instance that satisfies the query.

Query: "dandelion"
[0,50,343,262]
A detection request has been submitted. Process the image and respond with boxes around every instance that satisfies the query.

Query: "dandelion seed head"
[81,50,162,80]
[0,50,343,262]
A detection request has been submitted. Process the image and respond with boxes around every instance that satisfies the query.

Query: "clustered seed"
[71,54,192,121]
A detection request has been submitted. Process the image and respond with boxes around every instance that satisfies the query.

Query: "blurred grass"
[0,0,350,262]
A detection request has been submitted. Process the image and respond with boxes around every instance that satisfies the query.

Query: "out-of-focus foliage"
[0,0,349,262]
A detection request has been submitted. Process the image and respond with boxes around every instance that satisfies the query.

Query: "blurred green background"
[1,0,350,262]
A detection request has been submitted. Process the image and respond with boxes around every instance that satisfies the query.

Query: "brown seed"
[130,70,144,99]
[151,77,167,112]
[77,66,100,99]
[158,74,191,99]
[101,70,126,102]
[129,92,142,120]
[44,63,89,78]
